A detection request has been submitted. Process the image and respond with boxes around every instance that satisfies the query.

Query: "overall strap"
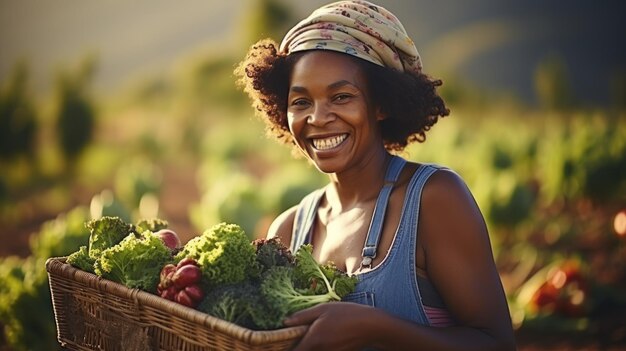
[360,155,406,268]
[290,188,325,253]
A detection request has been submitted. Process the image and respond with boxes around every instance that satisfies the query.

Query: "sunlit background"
[1,1,625,350]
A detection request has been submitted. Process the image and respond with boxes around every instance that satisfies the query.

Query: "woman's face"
[286,51,385,174]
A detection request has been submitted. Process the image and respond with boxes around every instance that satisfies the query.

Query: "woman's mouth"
[311,134,348,150]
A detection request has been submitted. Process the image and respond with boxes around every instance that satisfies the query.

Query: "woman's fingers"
[283,304,325,326]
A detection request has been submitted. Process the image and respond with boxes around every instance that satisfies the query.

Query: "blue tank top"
[290,156,442,326]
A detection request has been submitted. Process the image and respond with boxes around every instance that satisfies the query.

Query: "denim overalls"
[290,156,441,327]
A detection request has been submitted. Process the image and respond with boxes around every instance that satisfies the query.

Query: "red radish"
[161,286,178,300]
[157,259,205,307]
[155,229,182,249]
[177,257,199,268]
[172,264,202,289]
[184,285,204,302]
[160,264,177,283]
[176,290,195,307]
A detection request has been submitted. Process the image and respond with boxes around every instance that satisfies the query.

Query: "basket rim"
[46,256,307,345]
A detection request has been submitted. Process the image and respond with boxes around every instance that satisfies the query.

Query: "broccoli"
[135,218,169,234]
[175,223,255,289]
[94,231,172,292]
[66,245,95,273]
[252,237,294,273]
[87,216,134,257]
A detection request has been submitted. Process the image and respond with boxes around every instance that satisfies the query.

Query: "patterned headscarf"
[279,0,422,74]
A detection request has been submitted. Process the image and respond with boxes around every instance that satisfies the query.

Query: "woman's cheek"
[287,111,297,134]
[287,113,309,154]
[287,113,304,142]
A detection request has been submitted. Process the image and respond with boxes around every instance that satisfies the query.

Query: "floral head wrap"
[279,0,421,73]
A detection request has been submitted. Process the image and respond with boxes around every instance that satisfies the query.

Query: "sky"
[1,0,625,105]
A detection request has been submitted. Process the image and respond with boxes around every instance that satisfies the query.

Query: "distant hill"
[1,0,624,105]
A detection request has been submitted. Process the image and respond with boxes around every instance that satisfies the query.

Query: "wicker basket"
[46,257,306,351]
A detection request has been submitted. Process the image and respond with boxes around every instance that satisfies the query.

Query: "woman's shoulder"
[415,163,489,243]
[420,164,466,194]
[404,161,466,192]
[416,164,477,212]
[267,186,327,246]
[401,161,483,226]
[267,205,297,246]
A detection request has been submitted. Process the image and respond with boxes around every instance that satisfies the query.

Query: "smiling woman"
[234,1,516,350]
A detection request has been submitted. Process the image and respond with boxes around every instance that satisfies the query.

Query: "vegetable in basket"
[137,218,182,249]
[198,282,264,329]
[66,216,177,292]
[66,216,135,273]
[87,216,134,256]
[196,238,295,330]
[93,231,172,293]
[197,242,357,330]
[260,245,357,323]
[174,222,256,289]
[252,237,295,273]
[157,258,205,307]
[135,217,169,233]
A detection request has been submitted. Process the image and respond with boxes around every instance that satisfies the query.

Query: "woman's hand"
[284,302,381,351]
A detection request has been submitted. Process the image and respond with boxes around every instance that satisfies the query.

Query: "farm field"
[1,1,625,349]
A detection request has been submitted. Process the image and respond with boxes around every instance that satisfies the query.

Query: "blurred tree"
[534,54,574,111]
[0,61,38,160]
[54,55,97,169]
[243,0,295,45]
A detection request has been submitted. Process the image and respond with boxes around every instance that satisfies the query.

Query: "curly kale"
[196,239,303,330]
[87,216,134,257]
[257,245,358,329]
[261,267,323,317]
[252,237,294,274]
[293,244,357,297]
[175,223,255,289]
[135,218,168,234]
[196,243,357,330]
[198,283,259,329]
[94,231,172,292]
[319,261,357,298]
[66,246,95,273]
[66,216,134,272]
[198,280,292,330]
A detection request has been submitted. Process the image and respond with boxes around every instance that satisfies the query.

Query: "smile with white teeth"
[311,134,348,150]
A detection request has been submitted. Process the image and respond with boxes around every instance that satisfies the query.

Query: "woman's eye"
[290,98,310,108]
[333,93,353,102]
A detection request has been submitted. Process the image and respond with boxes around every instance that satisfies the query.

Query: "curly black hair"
[234,39,450,152]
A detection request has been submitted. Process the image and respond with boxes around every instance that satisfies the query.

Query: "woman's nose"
[307,102,335,126]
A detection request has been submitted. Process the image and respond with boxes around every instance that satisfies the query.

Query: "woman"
[235,1,516,350]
